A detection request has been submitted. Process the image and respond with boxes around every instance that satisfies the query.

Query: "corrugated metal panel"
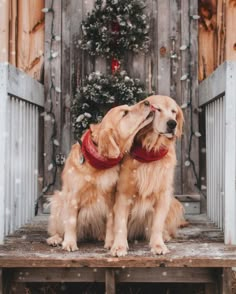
[205,96,225,229]
[4,96,40,235]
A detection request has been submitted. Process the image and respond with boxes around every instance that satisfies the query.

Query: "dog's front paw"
[62,239,78,252]
[163,230,172,242]
[104,235,114,249]
[110,241,128,257]
[47,234,63,246]
[150,243,169,255]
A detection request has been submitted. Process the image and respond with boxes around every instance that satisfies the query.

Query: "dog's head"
[90,101,154,158]
[145,95,184,140]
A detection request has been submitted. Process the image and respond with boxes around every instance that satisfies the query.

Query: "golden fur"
[47,101,154,251]
[110,95,185,256]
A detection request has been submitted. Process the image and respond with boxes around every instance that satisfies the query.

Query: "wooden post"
[0,269,3,294]
[9,0,17,66]
[217,268,232,294]
[0,64,8,243]
[105,270,116,294]
[226,0,236,61]
[0,0,9,62]
[224,62,236,245]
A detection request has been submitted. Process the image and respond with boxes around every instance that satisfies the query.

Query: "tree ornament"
[79,0,150,59]
[72,71,147,139]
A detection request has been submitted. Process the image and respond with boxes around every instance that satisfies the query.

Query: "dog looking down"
[47,100,154,251]
[111,95,184,256]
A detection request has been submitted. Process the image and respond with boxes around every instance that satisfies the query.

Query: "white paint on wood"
[224,62,236,245]
[199,62,226,106]
[0,64,8,243]
[7,64,44,107]
[199,61,236,244]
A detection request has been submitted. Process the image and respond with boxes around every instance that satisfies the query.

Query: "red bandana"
[130,144,168,163]
[81,130,122,169]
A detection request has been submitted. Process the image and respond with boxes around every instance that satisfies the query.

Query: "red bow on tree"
[111,21,121,74]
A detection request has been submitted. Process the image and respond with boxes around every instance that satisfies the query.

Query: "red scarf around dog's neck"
[81,130,122,169]
[130,143,168,163]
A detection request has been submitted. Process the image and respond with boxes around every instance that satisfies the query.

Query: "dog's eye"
[123,110,129,117]
[172,110,177,114]
[157,108,161,112]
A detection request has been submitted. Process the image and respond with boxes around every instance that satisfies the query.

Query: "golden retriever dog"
[110,95,184,256]
[47,100,154,251]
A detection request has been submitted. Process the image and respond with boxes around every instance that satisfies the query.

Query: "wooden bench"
[0,214,236,294]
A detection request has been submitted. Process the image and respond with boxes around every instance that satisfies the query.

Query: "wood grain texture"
[0,0,9,62]
[44,0,199,194]
[170,0,182,194]
[17,0,45,80]
[105,270,116,294]
[198,0,236,81]
[189,0,199,194]
[7,267,216,283]
[226,0,236,61]
[0,214,235,269]
[9,0,17,66]
[221,268,233,294]
[44,0,62,191]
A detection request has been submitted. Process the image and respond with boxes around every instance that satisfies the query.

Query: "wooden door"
[44,0,199,196]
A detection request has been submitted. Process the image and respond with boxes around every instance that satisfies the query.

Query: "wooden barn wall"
[0,0,45,81]
[198,0,236,81]
[44,0,199,195]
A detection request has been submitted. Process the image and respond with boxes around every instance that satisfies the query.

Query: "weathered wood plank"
[217,268,233,294]
[216,0,225,67]
[8,267,217,284]
[1,240,236,268]
[10,268,105,283]
[0,0,9,62]
[180,0,191,195]
[198,0,217,81]
[116,268,216,283]
[44,0,62,191]
[225,1,236,61]
[9,0,17,66]
[170,0,182,195]
[189,0,199,193]
[7,64,44,107]
[157,0,170,96]
[17,0,45,80]
[149,0,158,93]
[61,0,72,157]
[105,270,116,294]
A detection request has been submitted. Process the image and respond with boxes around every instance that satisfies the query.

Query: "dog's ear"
[176,105,184,138]
[98,128,121,158]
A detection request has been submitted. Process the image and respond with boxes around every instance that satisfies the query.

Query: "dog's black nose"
[144,100,150,106]
[167,119,177,130]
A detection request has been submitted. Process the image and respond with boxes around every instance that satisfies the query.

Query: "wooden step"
[0,214,234,294]
[175,194,201,215]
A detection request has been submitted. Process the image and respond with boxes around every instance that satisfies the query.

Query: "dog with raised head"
[111,95,185,256]
[47,100,154,251]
